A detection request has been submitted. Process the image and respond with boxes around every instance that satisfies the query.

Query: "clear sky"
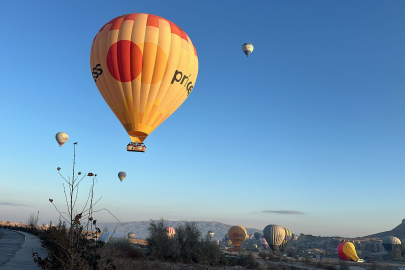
[0,0,404,238]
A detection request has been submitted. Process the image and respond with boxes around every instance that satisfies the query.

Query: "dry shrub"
[104,237,143,259]
[258,251,267,259]
[237,253,259,269]
[146,219,180,262]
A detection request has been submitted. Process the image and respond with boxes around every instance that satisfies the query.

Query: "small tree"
[32,142,120,270]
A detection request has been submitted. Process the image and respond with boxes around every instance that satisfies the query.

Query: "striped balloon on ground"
[382,236,401,252]
[90,13,199,144]
[338,242,360,262]
[263,224,285,251]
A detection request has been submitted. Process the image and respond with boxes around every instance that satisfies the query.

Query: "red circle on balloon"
[107,40,142,82]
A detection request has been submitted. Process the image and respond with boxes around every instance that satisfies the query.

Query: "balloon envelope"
[254,232,261,240]
[90,13,199,144]
[259,235,269,250]
[208,231,214,238]
[118,172,126,181]
[382,236,401,252]
[242,43,254,57]
[98,232,125,242]
[166,227,175,238]
[338,242,360,262]
[128,232,135,239]
[228,226,247,247]
[279,228,293,252]
[55,132,69,147]
[263,225,285,251]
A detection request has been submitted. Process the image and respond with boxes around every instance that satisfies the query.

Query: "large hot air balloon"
[242,43,254,57]
[228,226,247,248]
[263,224,285,251]
[55,132,69,147]
[90,13,199,152]
[259,235,269,250]
[279,228,293,253]
[337,242,360,262]
[208,231,214,238]
[254,232,261,241]
[118,172,126,182]
[382,236,401,252]
[166,227,175,239]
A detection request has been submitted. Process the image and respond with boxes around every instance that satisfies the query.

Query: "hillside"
[96,220,262,240]
[365,219,405,240]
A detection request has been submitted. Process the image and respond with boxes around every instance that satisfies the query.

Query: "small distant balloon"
[382,236,401,252]
[166,227,175,238]
[254,232,261,240]
[216,240,220,245]
[118,172,126,182]
[55,132,69,147]
[208,231,215,238]
[259,235,269,250]
[228,226,247,247]
[242,43,254,57]
[279,228,293,253]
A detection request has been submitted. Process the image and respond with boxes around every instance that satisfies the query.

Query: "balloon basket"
[127,143,146,152]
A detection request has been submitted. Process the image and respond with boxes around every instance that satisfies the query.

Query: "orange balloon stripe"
[92,32,124,125]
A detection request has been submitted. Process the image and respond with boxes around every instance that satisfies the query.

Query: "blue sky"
[0,0,404,237]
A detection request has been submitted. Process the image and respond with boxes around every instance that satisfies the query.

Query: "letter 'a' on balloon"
[242,43,254,57]
[55,132,69,147]
[90,13,199,152]
[118,171,126,182]
[228,225,247,247]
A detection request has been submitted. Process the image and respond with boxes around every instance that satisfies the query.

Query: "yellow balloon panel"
[90,14,199,143]
[228,226,247,247]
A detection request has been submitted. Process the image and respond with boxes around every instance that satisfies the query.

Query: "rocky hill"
[96,220,262,240]
[365,219,405,240]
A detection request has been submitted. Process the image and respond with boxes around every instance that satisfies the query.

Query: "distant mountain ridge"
[364,219,405,240]
[96,220,262,240]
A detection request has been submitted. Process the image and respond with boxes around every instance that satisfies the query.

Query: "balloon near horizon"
[263,224,285,251]
[228,226,247,247]
[90,13,199,147]
[337,242,360,262]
